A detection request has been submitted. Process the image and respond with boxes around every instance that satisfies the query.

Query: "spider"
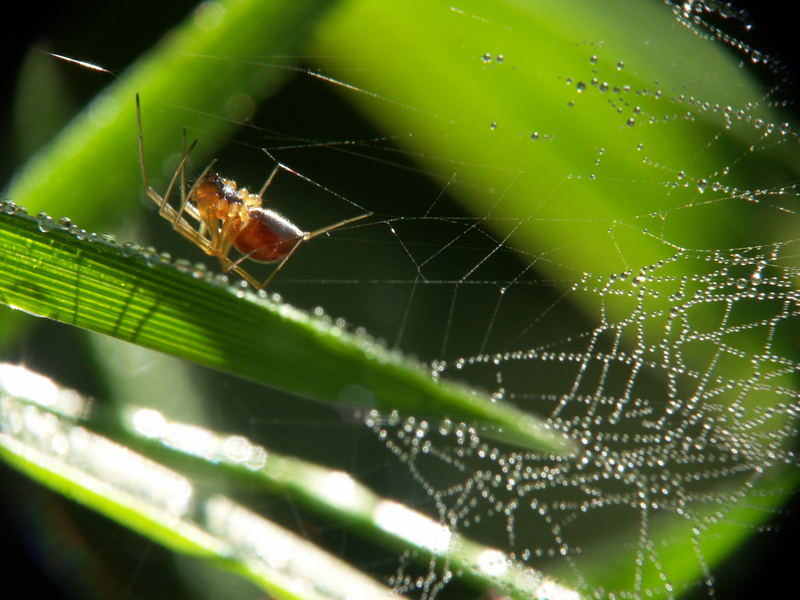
[135,94,370,289]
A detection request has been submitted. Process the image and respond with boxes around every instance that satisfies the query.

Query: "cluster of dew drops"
[0,200,272,296]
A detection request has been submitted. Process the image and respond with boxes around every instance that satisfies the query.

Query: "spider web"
[228,2,797,599]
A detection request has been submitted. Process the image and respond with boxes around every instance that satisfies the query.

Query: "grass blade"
[0,205,575,455]
[0,365,403,600]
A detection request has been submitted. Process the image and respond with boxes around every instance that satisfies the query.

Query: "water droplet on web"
[481,52,491,63]
[616,60,625,70]
[576,81,586,93]
[697,179,708,193]
[439,418,453,436]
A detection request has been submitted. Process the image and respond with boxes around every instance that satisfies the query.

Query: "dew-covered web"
[202,3,800,599]
[105,2,798,599]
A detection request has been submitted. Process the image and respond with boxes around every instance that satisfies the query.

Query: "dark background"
[1,1,797,598]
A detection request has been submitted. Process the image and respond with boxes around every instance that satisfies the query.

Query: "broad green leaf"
[0,206,574,455]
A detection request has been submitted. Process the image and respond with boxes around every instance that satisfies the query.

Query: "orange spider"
[135,94,370,289]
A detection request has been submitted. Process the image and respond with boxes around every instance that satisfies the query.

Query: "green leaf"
[0,205,574,455]
[0,374,402,600]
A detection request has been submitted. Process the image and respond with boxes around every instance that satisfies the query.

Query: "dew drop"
[121,242,137,257]
[36,212,56,233]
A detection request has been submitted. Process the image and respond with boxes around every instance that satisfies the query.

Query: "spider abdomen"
[234,208,305,263]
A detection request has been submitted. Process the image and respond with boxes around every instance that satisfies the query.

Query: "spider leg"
[254,239,304,290]
[170,159,216,229]
[136,94,200,220]
[180,128,187,214]
[223,246,261,272]
[137,94,221,260]
[261,149,371,215]
[230,264,262,289]
[304,212,371,240]
[161,140,198,218]
[213,209,247,265]
[257,163,282,199]
[174,130,211,226]
[136,94,165,209]
[169,217,216,254]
